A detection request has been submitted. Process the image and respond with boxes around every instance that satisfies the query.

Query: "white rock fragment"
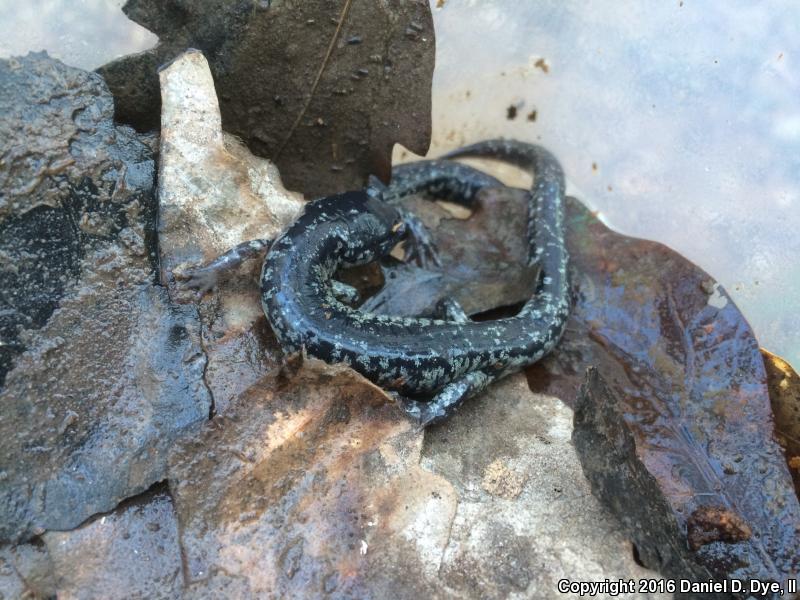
[157,48,304,280]
[157,49,306,412]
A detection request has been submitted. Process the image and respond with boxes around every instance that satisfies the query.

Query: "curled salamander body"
[261,139,570,426]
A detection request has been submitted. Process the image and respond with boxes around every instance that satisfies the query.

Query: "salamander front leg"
[396,370,491,428]
[174,238,271,294]
[436,297,469,323]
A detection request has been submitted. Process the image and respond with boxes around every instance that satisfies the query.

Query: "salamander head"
[353,190,407,261]
[312,190,407,264]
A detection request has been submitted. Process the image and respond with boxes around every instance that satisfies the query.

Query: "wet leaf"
[167,357,455,598]
[166,358,663,597]
[97,0,435,196]
[529,197,800,591]
[763,348,800,494]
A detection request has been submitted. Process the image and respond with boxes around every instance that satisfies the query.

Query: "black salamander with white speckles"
[261,139,570,426]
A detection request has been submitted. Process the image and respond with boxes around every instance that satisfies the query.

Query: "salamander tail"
[441,139,565,188]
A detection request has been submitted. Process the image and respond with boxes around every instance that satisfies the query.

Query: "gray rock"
[421,374,669,599]
[1,487,183,600]
[0,51,158,385]
[0,52,210,543]
[0,539,56,598]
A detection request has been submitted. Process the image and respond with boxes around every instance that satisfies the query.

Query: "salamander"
[177,159,504,292]
[259,139,570,426]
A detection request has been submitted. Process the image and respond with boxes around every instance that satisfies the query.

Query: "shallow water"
[427,1,800,369]
[1,0,797,367]
[0,0,156,70]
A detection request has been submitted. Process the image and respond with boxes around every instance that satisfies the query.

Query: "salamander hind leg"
[396,370,491,428]
[398,208,442,269]
[174,238,271,294]
[331,280,360,305]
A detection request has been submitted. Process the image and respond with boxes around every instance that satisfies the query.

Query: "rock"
[97,0,435,196]
[157,50,304,414]
[0,541,56,599]
[0,51,158,386]
[157,49,304,271]
[0,52,210,543]
[1,487,183,599]
[420,374,668,599]
[0,282,209,543]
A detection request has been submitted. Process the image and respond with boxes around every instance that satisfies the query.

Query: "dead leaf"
[166,357,458,597]
[166,360,663,596]
[361,187,538,317]
[97,0,435,195]
[536,197,800,590]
